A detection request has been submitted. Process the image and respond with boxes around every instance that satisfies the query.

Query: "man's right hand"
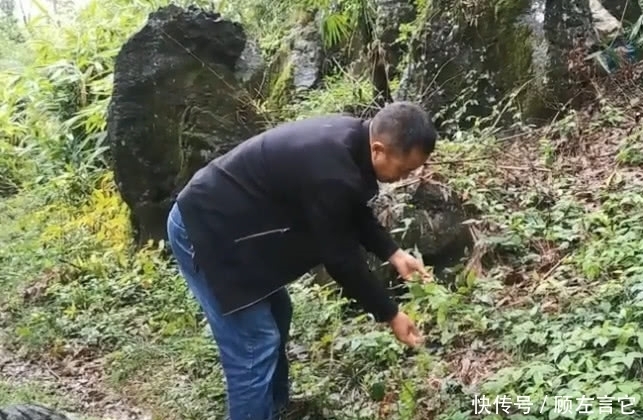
[389,311,424,347]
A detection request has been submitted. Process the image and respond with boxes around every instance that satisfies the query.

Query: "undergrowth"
[1,1,643,420]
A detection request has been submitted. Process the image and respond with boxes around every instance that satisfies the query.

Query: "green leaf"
[594,336,609,347]
[597,381,617,397]
[530,332,547,345]
[617,381,641,395]
[369,381,386,401]
[622,352,643,369]
[550,345,563,362]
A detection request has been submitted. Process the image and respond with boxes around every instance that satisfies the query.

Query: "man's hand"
[389,311,424,347]
[388,249,432,282]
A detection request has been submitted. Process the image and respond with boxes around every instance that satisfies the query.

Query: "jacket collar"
[351,119,379,200]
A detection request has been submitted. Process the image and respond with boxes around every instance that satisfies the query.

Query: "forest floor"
[2,69,643,420]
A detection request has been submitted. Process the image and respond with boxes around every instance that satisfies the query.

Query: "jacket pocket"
[233,227,291,243]
[232,227,293,270]
[232,226,318,280]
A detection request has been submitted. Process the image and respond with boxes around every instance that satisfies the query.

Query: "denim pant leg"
[269,288,293,410]
[166,203,282,420]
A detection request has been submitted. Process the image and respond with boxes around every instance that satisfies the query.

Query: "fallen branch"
[498,165,551,172]
[428,156,496,165]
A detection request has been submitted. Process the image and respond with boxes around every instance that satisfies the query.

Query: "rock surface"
[106,5,266,245]
[373,0,416,75]
[601,0,642,25]
[314,180,472,286]
[590,0,623,38]
[370,180,472,283]
[371,0,417,102]
[0,404,70,420]
[395,0,597,134]
[289,18,324,92]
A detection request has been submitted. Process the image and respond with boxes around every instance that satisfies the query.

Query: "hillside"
[2,1,643,420]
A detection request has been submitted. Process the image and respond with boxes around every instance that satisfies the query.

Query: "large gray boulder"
[395,0,597,134]
[107,5,266,245]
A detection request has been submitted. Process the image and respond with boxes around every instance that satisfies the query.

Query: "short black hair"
[370,101,437,155]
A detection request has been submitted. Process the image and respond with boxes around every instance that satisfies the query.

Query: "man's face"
[370,140,429,183]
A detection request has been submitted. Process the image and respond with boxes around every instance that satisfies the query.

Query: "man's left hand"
[388,249,432,282]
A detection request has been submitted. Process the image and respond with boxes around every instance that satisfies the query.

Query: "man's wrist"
[377,238,401,263]
[387,248,404,266]
[382,305,399,324]
[372,297,399,324]
[387,311,401,326]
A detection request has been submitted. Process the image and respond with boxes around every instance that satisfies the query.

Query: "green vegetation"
[1,1,643,419]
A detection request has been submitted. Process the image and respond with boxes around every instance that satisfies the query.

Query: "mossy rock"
[261,13,324,120]
[395,0,596,132]
[107,5,267,245]
[312,181,472,291]
[265,46,296,112]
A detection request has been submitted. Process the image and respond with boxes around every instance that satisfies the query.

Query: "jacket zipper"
[234,228,290,243]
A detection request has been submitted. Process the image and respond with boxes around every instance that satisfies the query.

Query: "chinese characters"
[472,394,636,416]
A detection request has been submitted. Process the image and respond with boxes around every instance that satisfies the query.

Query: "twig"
[428,156,496,165]
[541,256,567,282]
[392,175,432,189]
[498,165,551,172]
[45,363,61,381]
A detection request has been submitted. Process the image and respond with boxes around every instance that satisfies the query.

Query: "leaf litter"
[0,330,151,420]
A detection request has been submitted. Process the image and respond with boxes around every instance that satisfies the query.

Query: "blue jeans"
[166,202,292,420]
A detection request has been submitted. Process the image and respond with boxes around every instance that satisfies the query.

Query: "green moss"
[270,61,294,106]
[459,0,552,117]
[264,46,295,116]
[488,0,534,84]
[492,0,531,25]
[410,0,554,128]
[453,0,532,78]
[493,22,533,91]
[491,0,560,118]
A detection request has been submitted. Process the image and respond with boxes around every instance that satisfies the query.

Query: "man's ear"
[370,140,387,154]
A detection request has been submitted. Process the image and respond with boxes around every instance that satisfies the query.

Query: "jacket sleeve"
[302,178,399,323]
[355,202,400,262]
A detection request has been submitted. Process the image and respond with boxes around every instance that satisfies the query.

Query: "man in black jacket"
[166,101,437,419]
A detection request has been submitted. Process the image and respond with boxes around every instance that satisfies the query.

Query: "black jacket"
[175,114,400,322]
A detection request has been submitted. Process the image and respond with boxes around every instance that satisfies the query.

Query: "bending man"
[166,101,438,420]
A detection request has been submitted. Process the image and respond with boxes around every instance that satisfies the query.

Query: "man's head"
[369,101,437,183]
